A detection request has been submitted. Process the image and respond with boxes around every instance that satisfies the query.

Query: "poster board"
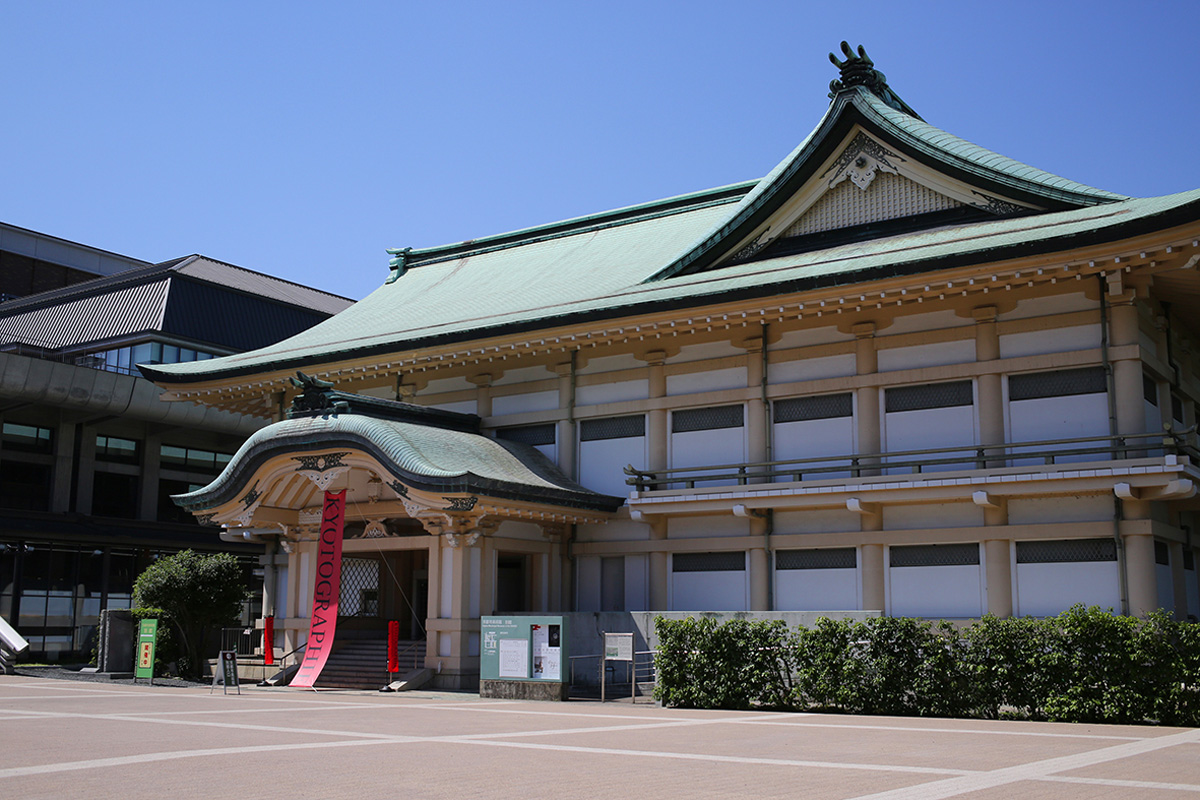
[481,616,567,683]
[211,650,241,695]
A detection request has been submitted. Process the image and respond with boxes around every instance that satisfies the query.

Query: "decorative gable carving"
[784,171,963,238]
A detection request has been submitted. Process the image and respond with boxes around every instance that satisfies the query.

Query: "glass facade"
[74,341,216,376]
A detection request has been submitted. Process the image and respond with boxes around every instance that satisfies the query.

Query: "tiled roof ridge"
[396,181,756,269]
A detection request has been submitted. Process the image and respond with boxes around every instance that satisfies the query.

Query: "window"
[672,405,743,433]
[672,552,745,572]
[95,435,139,464]
[890,544,979,567]
[496,424,556,446]
[1009,367,1107,401]
[774,393,852,423]
[580,415,645,441]
[1015,539,1117,563]
[885,381,972,413]
[776,548,856,570]
[160,445,233,473]
[2,423,52,453]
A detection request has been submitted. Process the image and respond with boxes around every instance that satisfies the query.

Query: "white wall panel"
[671,569,747,611]
[579,436,645,497]
[774,509,861,534]
[1015,562,1119,616]
[774,326,853,348]
[670,427,745,485]
[884,405,975,470]
[492,390,558,415]
[440,548,453,619]
[884,309,974,334]
[775,568,858,611]
[667,367,746,396]
[999,324,1101,358]
[773,416,854,479]
[770,354,856,384]
[577,379,648,405]
[878,339,975,372]
[430,400,477,415]
[889,563,983,618]
[666,341,745,363]
[1009,394,1108,444]
[493,365,555,385]
[998,293,1097,320]
[578,353,645,374]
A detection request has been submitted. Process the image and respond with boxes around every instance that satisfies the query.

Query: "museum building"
[145,45,1200,689]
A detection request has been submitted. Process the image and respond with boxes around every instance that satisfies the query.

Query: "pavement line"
[730,718,1146,742]
[843,727,1200,800]
[0,738,403,779]
[1041,774,1200,793]
[455,715,764,740]
[442,737,974,776]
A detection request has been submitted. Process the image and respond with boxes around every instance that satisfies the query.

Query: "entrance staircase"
[313,638,426,690]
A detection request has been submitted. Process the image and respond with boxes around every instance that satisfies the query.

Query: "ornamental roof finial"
[385,246,413,284]
[827,42,922,121]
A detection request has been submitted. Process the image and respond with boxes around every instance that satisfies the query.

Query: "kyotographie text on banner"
[290,490,345,688]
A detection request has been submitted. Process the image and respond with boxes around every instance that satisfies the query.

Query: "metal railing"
[569,650,658,701]
[220,627,262,657]
[625,429,1199,491]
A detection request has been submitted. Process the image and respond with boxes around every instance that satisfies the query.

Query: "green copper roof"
[144,188,1200,385]
[175,412,622,513]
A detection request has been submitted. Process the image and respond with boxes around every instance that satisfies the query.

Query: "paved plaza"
[1,674,1197,799]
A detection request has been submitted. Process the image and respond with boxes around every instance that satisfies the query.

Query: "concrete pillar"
[479,536,495,617]
[75,426,96,515]
[854,324,880,473]
[138,431,161,520]
[1169,540,1187,618]
[984,539,1012,618]
[748,515,769,611]
[646,351,668,473]
[744,335,768,470]
[554,361,576,480]
[861,543,885,612]
[648,517,668,610]
[974,306,1004,454]
[1109,298,1145,437]
[469,373,494,419]
[1124,533,1157,617]
[424,538,441,666]
[548,538,563,612]
[50,420,76,513]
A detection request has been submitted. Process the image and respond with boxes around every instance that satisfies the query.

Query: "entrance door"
[495,553,529,613]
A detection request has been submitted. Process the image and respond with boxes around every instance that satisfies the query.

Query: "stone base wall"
[480,679,567,701]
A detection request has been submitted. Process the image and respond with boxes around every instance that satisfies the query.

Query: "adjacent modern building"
[146,45,1200,689]
[0,225,352,659]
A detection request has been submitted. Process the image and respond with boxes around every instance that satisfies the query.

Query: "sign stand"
[134,619,158,685]
[601,632,634,703]
[211,650,241,695]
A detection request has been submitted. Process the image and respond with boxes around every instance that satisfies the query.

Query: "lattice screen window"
[776,548,856,570]
[1015,539,1117,564]
[890,543,980,567]
[885,381,973,413]
[1144,374,1159,405]
[496,423,556,446]
[1155,540,1170,566]
[784,172,962,238]
[1009,367,1107,401]
[340,558,380,617]
[774,393,853,424]
[672,551,746,572]
[672,405,744,433]
[580,415,645,441]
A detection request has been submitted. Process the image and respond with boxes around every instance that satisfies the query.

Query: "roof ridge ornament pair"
[828,41,923,121]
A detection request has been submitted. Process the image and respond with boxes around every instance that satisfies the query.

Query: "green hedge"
[654,607,1200,725]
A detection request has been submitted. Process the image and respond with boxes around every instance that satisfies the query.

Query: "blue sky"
[2,2,1198,300]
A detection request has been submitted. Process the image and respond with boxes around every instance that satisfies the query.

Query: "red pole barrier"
[387,620,399,673]
[263,615,275,666]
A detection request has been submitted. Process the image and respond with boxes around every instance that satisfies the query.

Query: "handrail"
[625,428,1199,490]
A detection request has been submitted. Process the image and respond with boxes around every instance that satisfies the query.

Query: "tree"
[132,550,247,677]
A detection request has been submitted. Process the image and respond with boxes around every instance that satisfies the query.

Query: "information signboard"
[604,632,634,662]
[211,650,241,695]
[481,616,567,683]
[134,618,157,683]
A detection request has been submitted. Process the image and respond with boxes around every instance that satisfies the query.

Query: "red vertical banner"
[387,620,400,673]
[263,615,275,667]
[290,489,345,689]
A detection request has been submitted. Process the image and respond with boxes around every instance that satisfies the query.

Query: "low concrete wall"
[510,610,880,689]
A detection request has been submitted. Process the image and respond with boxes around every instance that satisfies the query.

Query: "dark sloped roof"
[0,254,353,353]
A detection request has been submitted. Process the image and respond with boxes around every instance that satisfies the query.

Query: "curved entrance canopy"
[175,378,622,541]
